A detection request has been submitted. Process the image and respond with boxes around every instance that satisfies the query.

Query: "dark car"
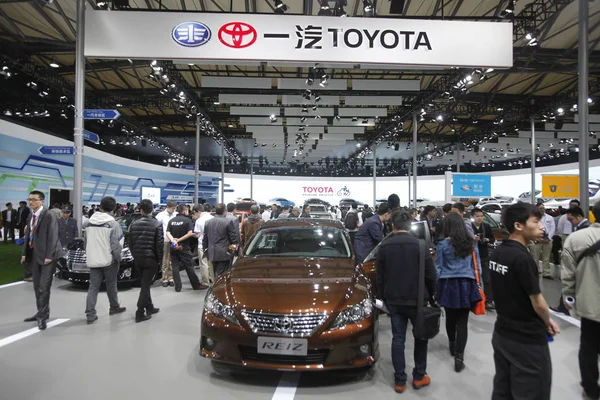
[55,214,161,286]
[200,218,378,371]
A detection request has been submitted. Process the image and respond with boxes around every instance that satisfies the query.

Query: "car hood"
[212,257,367,314]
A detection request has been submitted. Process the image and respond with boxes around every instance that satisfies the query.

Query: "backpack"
[345,211,359,230]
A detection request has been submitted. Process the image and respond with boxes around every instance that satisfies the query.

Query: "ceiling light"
[3,110,12,116]
[300,116,306,123]
[333,0,348,16]
[356,143,361,148]
[270,114,278,123]
[317,0,332,15]
[363,0,374,16]
[588,97,594,104]
[274,0,288,14]
[335,115,341,121]
[49,61,59,68]
[557,107,564,114]
[436,115,444,122]
[214,101,220,105]
[184,140,188,145]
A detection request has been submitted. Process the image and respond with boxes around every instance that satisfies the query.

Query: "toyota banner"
[85,11,513,68]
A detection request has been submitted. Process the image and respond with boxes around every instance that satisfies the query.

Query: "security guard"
[489,203,560,400]
[165,204,204,292]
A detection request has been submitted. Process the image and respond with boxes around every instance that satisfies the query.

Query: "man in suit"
[58,208,78,248]
[202,203,238,278]
[20,190,63,330]
[2,202,18,243]
[17,200,30,240]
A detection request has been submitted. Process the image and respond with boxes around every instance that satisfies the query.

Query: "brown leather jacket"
[241,215,264,248]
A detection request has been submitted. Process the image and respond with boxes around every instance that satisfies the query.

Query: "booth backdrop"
[0,119,599,208]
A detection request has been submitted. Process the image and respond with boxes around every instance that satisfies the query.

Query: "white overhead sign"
[85,11,513,68]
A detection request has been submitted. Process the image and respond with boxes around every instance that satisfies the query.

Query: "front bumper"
[200,312,379,371]
[55,260,138,284]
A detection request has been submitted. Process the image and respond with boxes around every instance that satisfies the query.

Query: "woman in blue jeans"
[435,213,482,372]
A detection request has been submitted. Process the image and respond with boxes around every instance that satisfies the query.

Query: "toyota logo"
[218,22,257,48]
[273,317,293,333]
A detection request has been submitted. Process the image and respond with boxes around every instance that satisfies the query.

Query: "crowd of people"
[6,189,600,399]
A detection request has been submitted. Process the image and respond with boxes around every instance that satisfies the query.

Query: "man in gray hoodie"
[83,196,126,324]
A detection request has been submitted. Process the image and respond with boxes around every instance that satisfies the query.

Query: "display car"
[304,202,333,219]
[55,214,161,286]
[268,197,295,208]
[200,218,378,371]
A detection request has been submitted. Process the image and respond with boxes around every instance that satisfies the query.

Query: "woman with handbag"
[435,213,483,372]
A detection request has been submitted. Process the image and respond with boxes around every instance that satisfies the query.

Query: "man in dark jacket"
[17,200,30,241]
[383,194,401,236]
[203,203,239,278]
[377,209,436,393]
[20,191,63,330]
[128,199,163,322]
[472,207,496,310]
[241,205,263,248]
[58,209,78,248]
[354,202,391,262]
[2,202,18,242]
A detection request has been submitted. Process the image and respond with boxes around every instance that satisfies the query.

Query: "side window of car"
[483,213,498,228]
[258,233,278,249]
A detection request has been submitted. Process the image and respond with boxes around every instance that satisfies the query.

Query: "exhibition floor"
[0,276,585,400]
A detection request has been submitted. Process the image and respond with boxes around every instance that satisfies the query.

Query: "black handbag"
[413,239,442,341]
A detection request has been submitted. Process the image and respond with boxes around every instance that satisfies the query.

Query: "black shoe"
[147,307,160,315]
[87,315,98,324]
[193,284,209,290]
[454,353,465,373]
[109,307,126,315]
[162,282,168,287]
[38,320,47,330]
[135,314,152,323]
[24,316,37,322]
[449,341,456,357]
[168,281,175,287]
[485,302,495,311]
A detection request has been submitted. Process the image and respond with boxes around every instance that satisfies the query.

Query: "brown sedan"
[200,219,379,371]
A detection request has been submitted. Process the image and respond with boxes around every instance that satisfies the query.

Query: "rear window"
[235,203,255,212]
[245,227,351,258]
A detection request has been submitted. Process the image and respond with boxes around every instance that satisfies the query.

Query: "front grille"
[241,311,327,337]
[238,346,329,365]
[66,248,87,266]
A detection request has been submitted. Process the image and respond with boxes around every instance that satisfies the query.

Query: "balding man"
[202,204,238,278]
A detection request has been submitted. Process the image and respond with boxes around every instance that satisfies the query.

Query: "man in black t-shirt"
[166,204,204,292]
[489,203,560,400]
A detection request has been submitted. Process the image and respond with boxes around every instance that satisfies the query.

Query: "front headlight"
[204,292,240,325]
[121,247,134,262]
[329,297,373,330]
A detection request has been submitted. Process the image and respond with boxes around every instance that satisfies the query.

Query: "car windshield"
[308,204,327,212]
[245,226,351,258]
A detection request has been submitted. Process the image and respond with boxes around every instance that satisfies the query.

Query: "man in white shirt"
[261,207,271,221]
[155,201,178,287]
[530,203,556,279]
[193,204,214,286]
[556,199,580,237]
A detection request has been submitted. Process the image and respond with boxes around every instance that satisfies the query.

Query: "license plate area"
[257,337,308,356]
[72,262,89,272]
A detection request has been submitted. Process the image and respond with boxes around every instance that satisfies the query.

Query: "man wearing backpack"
[344,203,362,243]
[562,200,600,400]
